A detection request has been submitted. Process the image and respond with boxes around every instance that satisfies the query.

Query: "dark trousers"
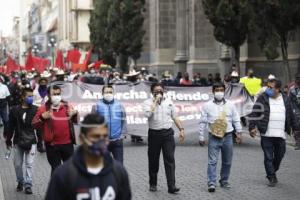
[148,128,176,188]
[45,143,74,175]
[261,137,286,179]
[0,105,9,138]
[108,139,124,164]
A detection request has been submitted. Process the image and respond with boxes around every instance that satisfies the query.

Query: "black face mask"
[249,73,254,78]
[231,78,240,83]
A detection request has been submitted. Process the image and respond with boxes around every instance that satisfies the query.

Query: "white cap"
[268,74,276,80]
[231,71,239,77]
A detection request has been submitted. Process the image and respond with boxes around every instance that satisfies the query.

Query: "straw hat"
[124,69,140,77]
[41,71,51,78]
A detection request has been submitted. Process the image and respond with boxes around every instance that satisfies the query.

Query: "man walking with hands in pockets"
[143,82,185,194]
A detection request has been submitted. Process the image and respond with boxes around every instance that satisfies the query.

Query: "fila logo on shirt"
[76,187,116,200]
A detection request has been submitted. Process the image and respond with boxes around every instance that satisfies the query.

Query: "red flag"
[66,49,81,64]
[94,60,104,69]
[71,63,86,72]
[55,50,65,69]
[83,49,92,67]
[25,52,34,71]
[25,52,50,72]
[6,55,19,74]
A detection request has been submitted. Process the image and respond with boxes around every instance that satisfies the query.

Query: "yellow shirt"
[240,76,262,96]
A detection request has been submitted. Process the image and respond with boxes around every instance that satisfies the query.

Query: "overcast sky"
[0,0,20,36]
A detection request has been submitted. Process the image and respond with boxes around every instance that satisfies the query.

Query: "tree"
[89,0,116,66]
[250,0,300,82]
[89,0,145,73]
[202,0,251,73]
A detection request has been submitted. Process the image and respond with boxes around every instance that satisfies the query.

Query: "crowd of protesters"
[1,63,300,199]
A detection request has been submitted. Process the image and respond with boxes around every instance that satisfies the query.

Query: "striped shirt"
[263,94,286,139]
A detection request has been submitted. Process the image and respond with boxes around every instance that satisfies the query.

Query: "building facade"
[140,0,300,81]
[18,0,300,81]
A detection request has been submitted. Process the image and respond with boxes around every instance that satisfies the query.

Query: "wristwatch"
[179,128,184,131]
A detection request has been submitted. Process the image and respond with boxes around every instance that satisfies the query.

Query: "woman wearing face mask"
[93,85,127,164]
[45,114,132,200]
[32,85,79,174]
[199,82,242,193]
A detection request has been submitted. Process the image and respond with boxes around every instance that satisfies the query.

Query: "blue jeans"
[207,133,233,186]
[14,145,36,188]
[108,139,124,164]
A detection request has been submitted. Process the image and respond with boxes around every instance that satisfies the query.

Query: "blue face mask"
[87,138,108,157]
[265,88,275,97]
[25,96,34,105]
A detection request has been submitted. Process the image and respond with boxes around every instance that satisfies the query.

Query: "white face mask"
[51,95,62,106]
[104,94,114,102]
[214,92,224,101]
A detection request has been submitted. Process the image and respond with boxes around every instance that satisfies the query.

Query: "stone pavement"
[0,132,300,200]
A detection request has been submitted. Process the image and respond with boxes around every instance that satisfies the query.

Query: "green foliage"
[89,0,146,72]
[202,0,251,71]
[250,0,300,80]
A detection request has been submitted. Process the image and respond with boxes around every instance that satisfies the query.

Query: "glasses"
[53,93,61,95]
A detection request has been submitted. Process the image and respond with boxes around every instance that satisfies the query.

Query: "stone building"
[139,0,300,82]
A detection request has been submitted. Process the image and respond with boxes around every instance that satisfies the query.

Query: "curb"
[0,176,5,200]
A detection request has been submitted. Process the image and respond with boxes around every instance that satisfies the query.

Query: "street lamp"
[32,44,40,56]
[48,36,57,68]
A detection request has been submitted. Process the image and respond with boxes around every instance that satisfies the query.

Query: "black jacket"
[6,105,39,147]
[45,147,132,200]
[249,93,295,135]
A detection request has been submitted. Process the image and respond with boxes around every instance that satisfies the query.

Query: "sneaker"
[25,187,33,195]
[220,182,231,189]
[149,185,157,192]
[268,177,277,187]
[16,182,23,192]
[208,185,216,193]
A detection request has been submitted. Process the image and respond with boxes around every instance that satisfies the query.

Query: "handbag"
[210,109,228,139]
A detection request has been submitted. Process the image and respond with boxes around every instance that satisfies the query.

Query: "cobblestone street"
[1,132,300,200]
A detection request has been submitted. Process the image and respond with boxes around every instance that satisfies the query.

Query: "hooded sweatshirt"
[45,147,131,200]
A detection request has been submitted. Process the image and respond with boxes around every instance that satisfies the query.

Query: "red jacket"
[32,102,78,145]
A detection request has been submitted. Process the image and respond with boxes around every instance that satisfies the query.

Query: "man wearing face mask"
[199,83,242,193]
[32,85,78,174]
[143,82,185,194]
[33,77,49,153]
[289,73,300,150]
[94,85,127,164]
[6,88,39,195]
[249,79,294,187]
[45,113,132,200]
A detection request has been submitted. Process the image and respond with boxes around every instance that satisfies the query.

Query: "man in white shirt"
[249,79,294,187]
[0,75,11,138]
[199,82,242,193]
[143,82,185,194]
